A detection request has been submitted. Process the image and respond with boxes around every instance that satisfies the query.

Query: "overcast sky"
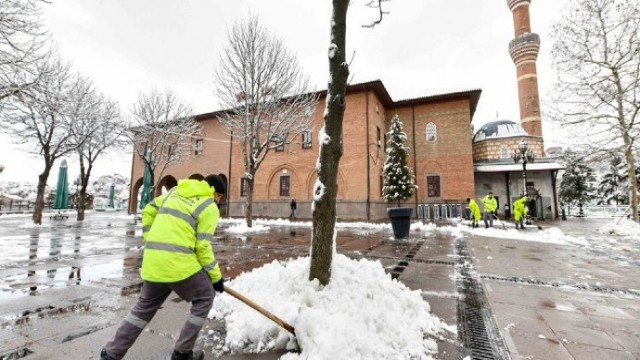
[0,0,567,184]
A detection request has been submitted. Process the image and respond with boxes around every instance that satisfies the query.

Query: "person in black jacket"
[289,198,297,220]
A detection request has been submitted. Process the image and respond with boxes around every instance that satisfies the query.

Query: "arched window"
[426,122,437,142]
[500,145,510,159]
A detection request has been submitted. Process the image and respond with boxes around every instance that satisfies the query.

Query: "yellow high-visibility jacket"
[469,199,481,221]
[140,179,222,284]
[481,195,497,212]
[513,196,528,221]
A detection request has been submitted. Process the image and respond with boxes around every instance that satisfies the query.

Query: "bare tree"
[309,0,389,285]
[548,0,640,221]
[0,0,50,104]
[214,15,318,228]
[127,89,201,193]
[71,93,125,221]
[0,57,92,224]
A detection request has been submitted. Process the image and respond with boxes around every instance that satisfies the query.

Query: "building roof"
[472,119,529,143]
[194,80,483,121]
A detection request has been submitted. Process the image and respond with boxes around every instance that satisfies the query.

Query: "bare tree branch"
[548,0,640,221]
[125,88,201,192]
[361,0,390,29]
[214,15,318,227]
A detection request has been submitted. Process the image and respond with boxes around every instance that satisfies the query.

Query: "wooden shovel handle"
[224,286,295,335]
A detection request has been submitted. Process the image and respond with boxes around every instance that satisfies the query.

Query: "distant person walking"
[513,195,528,229]
[481,192,497,228]
[289,198,297,220]
[467,198,481,228]
[101,175,226,360]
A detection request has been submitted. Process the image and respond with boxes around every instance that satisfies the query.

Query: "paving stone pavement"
[0,213,638,359]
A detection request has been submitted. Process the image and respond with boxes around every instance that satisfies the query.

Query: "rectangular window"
[376,127,381,146]
[427,175,441,197]
[280,176,290,197]
[240,177,248,197]
[302,130,312,149]
[194,139,204,155]
[167,144,176,160]
[271,134,284,152]
[380,175,384,197]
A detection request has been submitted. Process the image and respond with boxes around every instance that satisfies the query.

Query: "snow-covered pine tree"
[383,115,416,207]
[559,152,596,215]
[597,157,628,205]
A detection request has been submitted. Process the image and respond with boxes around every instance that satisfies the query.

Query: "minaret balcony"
[509,33,540,64]
[507,0,531,12]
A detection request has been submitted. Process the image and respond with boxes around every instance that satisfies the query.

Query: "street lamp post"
[512,139,535,195]
[513,139,535,223]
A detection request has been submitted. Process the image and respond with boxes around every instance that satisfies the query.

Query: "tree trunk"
[77,159,88,221]
[309,0,349,286]
[245,176,254,227]
[624,149,638,222]
[33,168,52,225]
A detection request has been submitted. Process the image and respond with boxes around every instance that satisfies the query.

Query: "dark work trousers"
[104,269,214,359]
[483,211,494,228]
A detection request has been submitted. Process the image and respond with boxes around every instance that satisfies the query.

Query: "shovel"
[224,286,296,336]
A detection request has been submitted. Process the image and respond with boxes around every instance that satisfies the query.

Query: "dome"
[473,120,528,143]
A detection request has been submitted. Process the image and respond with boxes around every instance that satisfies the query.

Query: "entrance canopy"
[474,161,563,173]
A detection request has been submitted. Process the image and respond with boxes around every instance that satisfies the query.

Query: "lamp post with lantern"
[512,139,535,195]
[513,139,535,222]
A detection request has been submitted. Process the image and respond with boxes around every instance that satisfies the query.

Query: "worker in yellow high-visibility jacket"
[513,195,528,229]
[102,174,226,360]
[480,192,498,228]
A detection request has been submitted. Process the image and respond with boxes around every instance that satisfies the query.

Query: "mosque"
[127,0,562,221]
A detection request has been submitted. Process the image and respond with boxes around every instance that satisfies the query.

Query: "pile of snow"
[219,218,438,236]
[452,223,588,246]
[225,223,271,234]
[211,254,444,360]
[598,219,640,238]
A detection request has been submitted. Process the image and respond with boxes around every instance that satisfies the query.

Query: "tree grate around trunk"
[456,239,511,360]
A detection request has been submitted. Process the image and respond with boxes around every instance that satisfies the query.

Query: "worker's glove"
[213,278,224,293]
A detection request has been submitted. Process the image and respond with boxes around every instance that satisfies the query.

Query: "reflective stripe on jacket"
[481,195,497,212]
[141,179,222,284]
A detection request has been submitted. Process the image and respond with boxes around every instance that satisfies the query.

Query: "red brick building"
[128,80,481,221]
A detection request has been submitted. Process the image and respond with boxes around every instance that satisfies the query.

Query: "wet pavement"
[0,213,638,359]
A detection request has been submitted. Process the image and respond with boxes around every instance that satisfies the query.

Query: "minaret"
[507,0,543,139]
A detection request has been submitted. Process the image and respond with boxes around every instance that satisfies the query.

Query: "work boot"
[100,349,115,360]
[171,350,205,360]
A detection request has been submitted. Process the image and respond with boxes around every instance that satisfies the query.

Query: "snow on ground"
[219,218,437,236]
[598,219,640,239]
[448,222,588,246]
[211,254,445,360]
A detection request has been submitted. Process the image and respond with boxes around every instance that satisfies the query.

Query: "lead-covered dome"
[473,120,528,143]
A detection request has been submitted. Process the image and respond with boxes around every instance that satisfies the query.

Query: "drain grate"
[0,348,33,360]
[481,274,640,297]
[456,239,510,360]
[389,241,426,279]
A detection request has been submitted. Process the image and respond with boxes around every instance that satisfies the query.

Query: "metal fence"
[0,200,53,214]
[417,203,463,222]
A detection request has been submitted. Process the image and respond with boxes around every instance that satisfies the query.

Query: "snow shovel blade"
[224,286,295,336]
